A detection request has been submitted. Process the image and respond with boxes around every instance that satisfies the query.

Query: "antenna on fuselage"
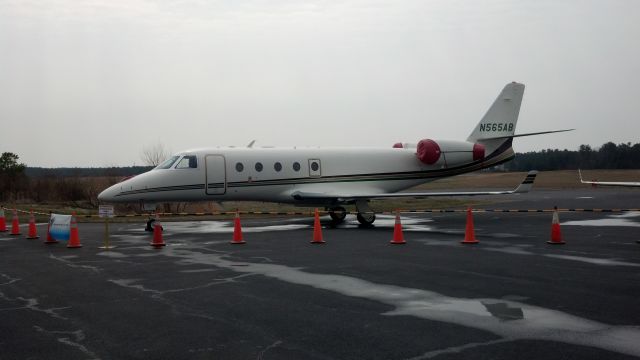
[247,140,256,148]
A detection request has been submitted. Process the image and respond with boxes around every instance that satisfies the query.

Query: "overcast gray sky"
[1,0,639,167]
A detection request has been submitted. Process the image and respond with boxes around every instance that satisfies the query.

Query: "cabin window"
[175,155,198,169]
[311,161,319,171]
[274,162,282,172]
[255,162,263,172]
[293,162,301,171]
[236,162,244,172]
[155,156,180,169]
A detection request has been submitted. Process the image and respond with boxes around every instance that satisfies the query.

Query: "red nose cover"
[392,142,403,148]
[473,143,485,161]
[416,139,441,165]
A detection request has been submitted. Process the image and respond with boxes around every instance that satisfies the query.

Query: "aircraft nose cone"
[98,186,115,202]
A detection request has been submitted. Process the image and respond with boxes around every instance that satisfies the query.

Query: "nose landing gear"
[145,217,163,232]
[145,218,154,232]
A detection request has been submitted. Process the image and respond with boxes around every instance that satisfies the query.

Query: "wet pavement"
[1,189,640,359]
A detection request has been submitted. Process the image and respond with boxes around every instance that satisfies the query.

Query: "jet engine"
[416,139,485,167]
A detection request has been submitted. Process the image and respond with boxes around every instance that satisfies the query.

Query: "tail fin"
[467,82,525,143]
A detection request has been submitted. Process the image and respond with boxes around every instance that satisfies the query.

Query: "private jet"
[578,169,640,188]
[98,82,569,225]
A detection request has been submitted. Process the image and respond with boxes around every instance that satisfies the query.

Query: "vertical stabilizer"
[467,82,525,143]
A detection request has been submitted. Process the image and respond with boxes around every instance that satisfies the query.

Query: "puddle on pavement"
[545,254,640,267]
[481,302,524,321]
[96,251,128,258]
[563,211,640,227]
[419,238,639,266]
[339,215,433,231]
[162,221,309,234]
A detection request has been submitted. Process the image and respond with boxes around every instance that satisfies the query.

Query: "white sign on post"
[142,202,157,212]
[98,205,115,218]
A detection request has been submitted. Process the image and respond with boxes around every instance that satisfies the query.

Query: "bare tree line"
[140,143,170,167]
[138,143,188,212]
[1,144,172,210]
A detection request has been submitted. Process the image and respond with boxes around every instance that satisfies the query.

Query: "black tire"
[146,219,163,232]
[328,207,347,223]
[356,212,376,226]
[145,219,154,232]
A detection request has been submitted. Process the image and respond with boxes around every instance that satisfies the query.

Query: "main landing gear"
[328,206,347,223]
[355,200,376,227]
[326,203,376,226]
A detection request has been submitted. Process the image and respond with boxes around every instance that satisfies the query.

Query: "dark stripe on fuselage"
[115,141,514,197]
[226,140,514,188]
[116,184,205,197]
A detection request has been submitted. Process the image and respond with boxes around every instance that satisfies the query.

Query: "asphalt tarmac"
[1,189,639,360]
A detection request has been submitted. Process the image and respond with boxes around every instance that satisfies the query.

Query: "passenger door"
[205,155,226,195]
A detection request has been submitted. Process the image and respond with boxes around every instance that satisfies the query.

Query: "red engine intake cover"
[416,139,441,165]
[473,143,485,161]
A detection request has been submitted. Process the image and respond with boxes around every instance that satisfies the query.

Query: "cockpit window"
[155,156,180,169]
[175,155,198,169]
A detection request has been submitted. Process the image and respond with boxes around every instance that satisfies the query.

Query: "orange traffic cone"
[26,210,39,239]
[44,220,58,244]
[311,208,325,244]
[150,213,166,248]
[461,207,479,244]
[67,212,82,248]
[547,206,565,245]
[390,210,406,244]
[9,209,21,236]
[231,210,245,244]
[0,208,7,232]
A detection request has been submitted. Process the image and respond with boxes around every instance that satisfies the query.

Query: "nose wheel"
[145,218,163,232]
[145,218,154,232]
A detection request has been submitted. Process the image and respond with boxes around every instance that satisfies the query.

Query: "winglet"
[514,170,538,193]
[578,169,585,183]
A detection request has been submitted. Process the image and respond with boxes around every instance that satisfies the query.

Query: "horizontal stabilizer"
[477,129,574,141]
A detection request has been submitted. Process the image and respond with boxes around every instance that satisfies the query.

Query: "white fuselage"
[97,144,514,205]
[97,82,532,211]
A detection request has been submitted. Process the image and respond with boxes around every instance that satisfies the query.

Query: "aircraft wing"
[291,171,538,202]
[578,170,640,188]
